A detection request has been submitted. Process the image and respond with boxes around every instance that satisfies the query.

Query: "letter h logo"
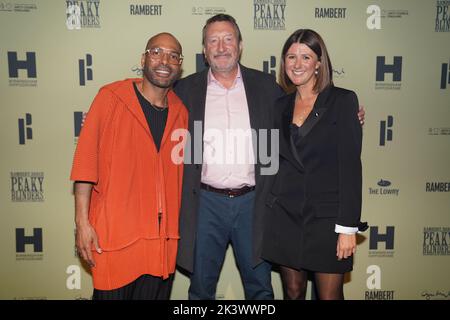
[16,228,43,252]
[8,51,37,78]
[379,116,393,146]
[18,113,33,145]
[79,54,93,86]
[376,56,402,82]
[369,226,395,250]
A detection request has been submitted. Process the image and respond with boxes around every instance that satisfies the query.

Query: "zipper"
[156,155,163,237]
[156,182,163,236]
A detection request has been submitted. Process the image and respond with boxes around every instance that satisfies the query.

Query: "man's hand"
[74,181,101,267]
[76,221,102,267]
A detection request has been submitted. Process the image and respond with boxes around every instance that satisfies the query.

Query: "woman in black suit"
[261,29,367,300]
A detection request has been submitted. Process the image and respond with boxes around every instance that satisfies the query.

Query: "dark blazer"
[173,65,285,273]
[261,85,363,273]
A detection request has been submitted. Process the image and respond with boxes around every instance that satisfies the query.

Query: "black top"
[133,83,168,152]
[290,115,313,165]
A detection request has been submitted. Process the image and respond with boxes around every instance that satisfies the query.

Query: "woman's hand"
[336,233,356,260]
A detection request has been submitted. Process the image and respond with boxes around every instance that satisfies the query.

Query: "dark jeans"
[188,189,273,300]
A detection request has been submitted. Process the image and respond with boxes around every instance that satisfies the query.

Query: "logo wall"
[8,51,37,87]
[254,0,286,30]
[11,172,44,202]
[423,227,450,255]
[16,228,43,261]
[369,226,395,257]
[66,0,100,30]
[436,1,450,32]
[365,265,395,300]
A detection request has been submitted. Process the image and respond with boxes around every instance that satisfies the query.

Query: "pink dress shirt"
[201,66,256,189]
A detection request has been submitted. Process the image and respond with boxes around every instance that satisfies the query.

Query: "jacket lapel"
[190,70,208,130]
[240,65,270,184]
[118,78,154,139]
[297,85,333,139]
[279,93,303,172]
[184,70,208,165]
[159,89,182,150]
[240,65,262,131]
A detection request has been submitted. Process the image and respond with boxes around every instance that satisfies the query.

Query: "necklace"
[149,98,168,112]
[294,91,316,125]
[138,83,168,112]
[297,106,312,121]
[294,98,314,125]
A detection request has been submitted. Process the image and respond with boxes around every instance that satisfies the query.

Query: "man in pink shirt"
[174,14,284,300]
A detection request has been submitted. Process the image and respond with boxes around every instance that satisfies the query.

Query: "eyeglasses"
[145,48,183,65]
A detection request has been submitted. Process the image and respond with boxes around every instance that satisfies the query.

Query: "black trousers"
[92,274,174,300]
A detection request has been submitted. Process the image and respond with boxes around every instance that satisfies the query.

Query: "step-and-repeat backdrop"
[1,0,449,300]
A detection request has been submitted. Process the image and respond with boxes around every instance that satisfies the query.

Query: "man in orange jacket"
[70,33,188,299]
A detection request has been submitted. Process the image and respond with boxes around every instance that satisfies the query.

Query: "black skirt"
[261,199,353,274]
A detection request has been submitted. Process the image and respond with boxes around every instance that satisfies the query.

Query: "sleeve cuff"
[335,224,359,234]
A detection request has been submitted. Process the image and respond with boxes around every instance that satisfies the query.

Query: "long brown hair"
[279,29,333,94]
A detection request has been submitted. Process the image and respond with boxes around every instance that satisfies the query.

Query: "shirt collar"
[207,64,242,88]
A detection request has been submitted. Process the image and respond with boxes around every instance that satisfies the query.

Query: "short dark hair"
[279,29,333,94]
[202,14,242,46]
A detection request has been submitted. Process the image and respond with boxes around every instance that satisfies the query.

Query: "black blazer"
[262,86,363,271]
[173,65,284,273]
[270,85,362,226]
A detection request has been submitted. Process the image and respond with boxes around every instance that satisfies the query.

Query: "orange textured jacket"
[70,78,188,290]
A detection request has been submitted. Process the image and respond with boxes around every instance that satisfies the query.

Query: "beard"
[207,53,239,73]
[143,63,180,89]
